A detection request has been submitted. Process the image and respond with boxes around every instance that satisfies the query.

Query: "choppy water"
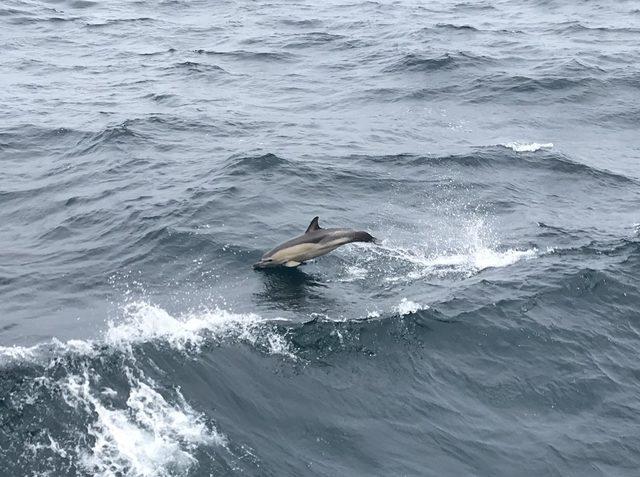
[1,1,640,476]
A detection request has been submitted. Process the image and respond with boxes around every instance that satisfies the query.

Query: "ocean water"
[1,0,640,475]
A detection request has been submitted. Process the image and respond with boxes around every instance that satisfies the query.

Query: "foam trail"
[343,218,538,283]
[383,245,536,273]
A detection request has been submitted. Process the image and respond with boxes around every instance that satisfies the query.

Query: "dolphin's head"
[252,254,279,269]
[351,230,377,244]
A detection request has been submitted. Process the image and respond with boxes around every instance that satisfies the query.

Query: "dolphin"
[253,216,376,269]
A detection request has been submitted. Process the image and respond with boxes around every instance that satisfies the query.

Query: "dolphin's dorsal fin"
[305,216,321,233]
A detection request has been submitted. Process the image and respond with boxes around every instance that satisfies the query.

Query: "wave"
[502,142,554,152]
[476,73,602,95]
[548,237,640,261]
[105,302,295,357]
[396,298,428,316]
[76,122,142,152]
[170,61,228,74]
[6,121,150,160]
[0,123,86,149]
[3,231,626,369]
[278,18,323,28]
[1,242,638,474]
[385,53,456,72]
[85,17,154,28]
[0,7,31,17]
[0,293,451,474]
[68,0,97,8]
[33,117,215,158]
[282,32,345,48]
[193,49,297,62]
[434,23,479,31]
[393,63,640,104]
[0,295,441,474]
[6,14,79,24]
[384,51,498,74]
[358,149,635,185]
[216,148,635,189]
[554,21,640,35]
[221,152,293,175]
[137,47,176,57]
[0,302,293,476]
[451,3,497,12]
[0,302,294,366]
[143,92,178,103]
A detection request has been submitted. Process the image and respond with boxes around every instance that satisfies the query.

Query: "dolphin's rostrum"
[253,216,376,269]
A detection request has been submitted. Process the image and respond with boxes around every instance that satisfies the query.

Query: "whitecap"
[0,303,295,364]
[106,302,295,358]
[396,298,428,316]
[0,344,38,362]
[503,142,553,152]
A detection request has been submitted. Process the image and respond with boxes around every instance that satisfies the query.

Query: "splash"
[371,218,538,282]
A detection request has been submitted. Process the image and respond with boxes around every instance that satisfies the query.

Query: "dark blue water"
[1,1,640,475]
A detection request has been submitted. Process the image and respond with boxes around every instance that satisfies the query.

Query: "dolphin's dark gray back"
[265,227,373,256]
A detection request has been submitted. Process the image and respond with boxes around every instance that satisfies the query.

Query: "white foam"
[265,333,295,358]
[382,244,537,282]
[63,368,225,477]
[503,142,553,152]
[396,298,428,316]
[105,302,295,358]
[0,303,294,364]
[26,432,68,459]
[338,265,368,282]
[0,339,97,367]
[0,344,37,361]
[101,387,118,398]
[428,247,537,271]
[376,216,539,282]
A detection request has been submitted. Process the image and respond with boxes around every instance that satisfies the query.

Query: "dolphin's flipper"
[305,216,321,234]
[284,261,302,267]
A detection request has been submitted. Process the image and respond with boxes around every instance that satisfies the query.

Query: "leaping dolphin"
[253,216,376,269]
